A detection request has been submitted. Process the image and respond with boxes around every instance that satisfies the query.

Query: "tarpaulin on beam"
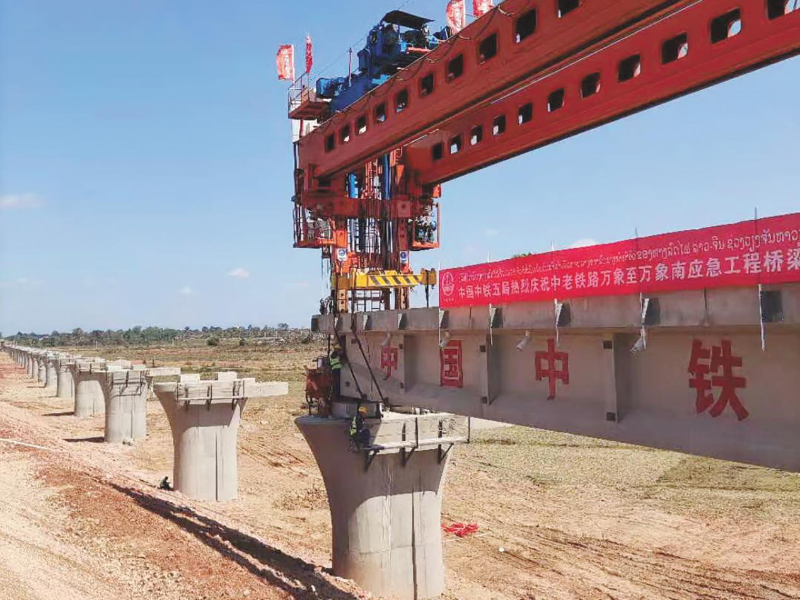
[439,213,800,308]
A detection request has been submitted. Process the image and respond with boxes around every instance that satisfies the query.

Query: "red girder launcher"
[288,1,800,313]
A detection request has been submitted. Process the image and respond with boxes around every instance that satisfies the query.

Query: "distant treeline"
[3,324,314,347]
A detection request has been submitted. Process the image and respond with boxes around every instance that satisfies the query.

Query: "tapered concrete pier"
[35,354,46,383]
[104,370,150,444]
[296,412,468,600]
[154,379,289,501]
[70,360,112,417]
[44,355,60,391]
[28,351,38,379]
[55,356,80,399]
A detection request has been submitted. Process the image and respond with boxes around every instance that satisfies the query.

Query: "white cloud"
[179,286,194,296]
[0,194,43,210]
[228,267,251,279]
[569,238,598,249]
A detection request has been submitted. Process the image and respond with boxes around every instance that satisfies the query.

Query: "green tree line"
[5,323,297,347]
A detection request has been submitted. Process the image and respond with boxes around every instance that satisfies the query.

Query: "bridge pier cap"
[69,359,118,418]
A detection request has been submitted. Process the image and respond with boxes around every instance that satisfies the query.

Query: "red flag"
[305,35,313,74]
[446,0,466,33]
[276,44,295,81]
[473,0,494,17]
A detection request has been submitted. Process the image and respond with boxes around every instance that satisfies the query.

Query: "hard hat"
[357,405,368,416]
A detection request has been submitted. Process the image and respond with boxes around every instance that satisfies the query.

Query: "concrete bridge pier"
[104,370,150,444]
[296,412,467,600]
[56,357,80,399]
[70,361,110,418]
[154,379,288,501]
[34,354,45,383]
[27,352,37,379]
[38,356,49,384]
[44,355,59,392]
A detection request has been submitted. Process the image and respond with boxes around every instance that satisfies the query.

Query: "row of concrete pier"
[4,342,463,600]
[3,345,288,502]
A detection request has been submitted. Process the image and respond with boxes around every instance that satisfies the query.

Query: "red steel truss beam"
[405,0,800,184]
[299,0,698,179]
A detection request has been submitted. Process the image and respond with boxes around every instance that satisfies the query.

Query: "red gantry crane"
[288,0,800,314]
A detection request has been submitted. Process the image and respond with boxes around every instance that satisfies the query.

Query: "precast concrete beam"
[154,379,289,501]
[323,283,800,472]
[296,412,467,600]
[179,373,201,383]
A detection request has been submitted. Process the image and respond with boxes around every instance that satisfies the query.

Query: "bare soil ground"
[1,343,799,600]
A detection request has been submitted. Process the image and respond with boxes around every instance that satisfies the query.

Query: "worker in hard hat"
[329,346,343,401]
[349,404,371,449]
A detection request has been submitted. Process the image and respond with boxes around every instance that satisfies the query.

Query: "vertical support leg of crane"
[296,415,449,600]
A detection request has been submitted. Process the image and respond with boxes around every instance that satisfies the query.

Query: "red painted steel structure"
[290,0,800,313]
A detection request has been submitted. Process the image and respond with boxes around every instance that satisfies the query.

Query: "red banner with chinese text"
[473,0,494,17]
[439,213,800,308]
[276,44,295,81]
[305,35,313,74]
[446,0,467,33]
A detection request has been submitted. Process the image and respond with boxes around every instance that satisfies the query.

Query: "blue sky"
[1,0,798,335]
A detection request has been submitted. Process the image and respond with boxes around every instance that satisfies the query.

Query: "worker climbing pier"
[296,410,468,600]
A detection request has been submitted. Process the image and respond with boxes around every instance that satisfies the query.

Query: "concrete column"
[104,370,150,444]
[37,356,48,384]
[296,414,453,600]
[70,361,109,418]
[154,379,288,501]
[44,355,59,391]
[55,357,80,399]
[31,354,41,381]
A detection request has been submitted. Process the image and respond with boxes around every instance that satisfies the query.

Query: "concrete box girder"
[320,284,800,471]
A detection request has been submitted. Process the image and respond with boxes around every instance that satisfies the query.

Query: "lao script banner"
[439,213,800,308]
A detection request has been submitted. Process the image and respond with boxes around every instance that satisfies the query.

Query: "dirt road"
[1,349,799,599]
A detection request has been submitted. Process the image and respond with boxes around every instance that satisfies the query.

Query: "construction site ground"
[1,342,799,600]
